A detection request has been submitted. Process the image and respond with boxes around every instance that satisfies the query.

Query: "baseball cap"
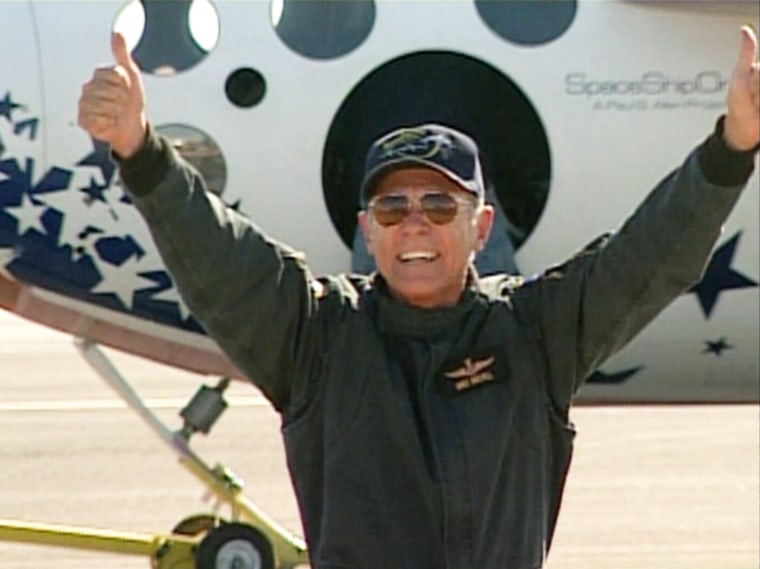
[359,124,485,205]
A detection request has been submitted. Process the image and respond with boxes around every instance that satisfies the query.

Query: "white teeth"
[399,251,436,262]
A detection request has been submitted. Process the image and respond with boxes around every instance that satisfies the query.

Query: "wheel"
[195,522,275,569]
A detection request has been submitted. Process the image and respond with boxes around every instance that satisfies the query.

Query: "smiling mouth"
[398,251,439,263]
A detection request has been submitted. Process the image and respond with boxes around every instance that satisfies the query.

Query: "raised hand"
[724,26,760,151]
[78,32,147,158]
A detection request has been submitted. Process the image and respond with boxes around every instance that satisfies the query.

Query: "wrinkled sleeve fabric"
[521,120,754,413]
[116,125,326,413]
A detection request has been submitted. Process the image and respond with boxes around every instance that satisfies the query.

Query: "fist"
[78,32,147,158]
[724,26,760,151]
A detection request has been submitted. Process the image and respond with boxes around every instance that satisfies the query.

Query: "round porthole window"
[225,68,267,108]
[155,124,227,196]
[475,0,577,46]
[322,51,551,254]
[270,0,375,60]
[113,0,220,75]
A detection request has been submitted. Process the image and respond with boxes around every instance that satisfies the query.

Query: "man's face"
[358,166,494,308]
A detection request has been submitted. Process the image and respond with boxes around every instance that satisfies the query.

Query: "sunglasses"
[368,192,477,227]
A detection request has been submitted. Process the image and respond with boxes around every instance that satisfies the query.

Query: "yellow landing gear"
[0,339,309,569]
[0,519,196,569]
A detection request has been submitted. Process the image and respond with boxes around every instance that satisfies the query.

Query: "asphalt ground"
[1,309,758,568]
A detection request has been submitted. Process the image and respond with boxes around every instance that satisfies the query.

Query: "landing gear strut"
[0,339,309,569]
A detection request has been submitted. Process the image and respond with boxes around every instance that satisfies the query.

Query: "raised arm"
[77,34,326,413]
[526,27,759,411]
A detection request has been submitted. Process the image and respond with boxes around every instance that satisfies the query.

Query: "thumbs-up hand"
[724,26,760,151]
[78,32,147,158]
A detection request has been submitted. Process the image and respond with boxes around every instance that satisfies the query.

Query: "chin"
[393,282,457,308]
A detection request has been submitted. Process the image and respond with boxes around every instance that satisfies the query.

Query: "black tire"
[195,522,275,569]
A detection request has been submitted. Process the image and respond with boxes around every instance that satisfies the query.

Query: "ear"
[474,204,494,252]
[357,210,374,254]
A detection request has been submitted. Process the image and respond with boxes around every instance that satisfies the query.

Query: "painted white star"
[90,255,155,310]
[150,283,193,321]
[0,247,18,280]
[39,176,157,266]
[36,181,110,248]
[0,116,38,163]
[35,168,118,241]
[5,193,47,235]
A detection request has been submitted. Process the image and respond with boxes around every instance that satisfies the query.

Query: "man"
[79,28,759,568]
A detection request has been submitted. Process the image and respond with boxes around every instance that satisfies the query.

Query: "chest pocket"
[433,327,548,456]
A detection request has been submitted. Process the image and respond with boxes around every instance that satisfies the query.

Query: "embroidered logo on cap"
[379,128,456,161]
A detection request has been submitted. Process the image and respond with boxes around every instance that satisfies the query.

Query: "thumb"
[111,32,140,81]
[737,25,758,69]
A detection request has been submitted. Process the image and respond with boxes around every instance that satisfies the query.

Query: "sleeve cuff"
[697,115,758,187]
[112,123,175,197]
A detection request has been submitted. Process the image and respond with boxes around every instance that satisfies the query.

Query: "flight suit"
[118,118,753,568]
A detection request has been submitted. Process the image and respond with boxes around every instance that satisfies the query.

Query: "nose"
[398,206,431,232]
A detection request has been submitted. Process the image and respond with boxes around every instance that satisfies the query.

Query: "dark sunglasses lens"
[372,195,409,226]
[372,193,462,226]
[421,193,458,225]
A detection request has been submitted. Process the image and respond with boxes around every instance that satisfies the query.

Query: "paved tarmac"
[0,309,758,568]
